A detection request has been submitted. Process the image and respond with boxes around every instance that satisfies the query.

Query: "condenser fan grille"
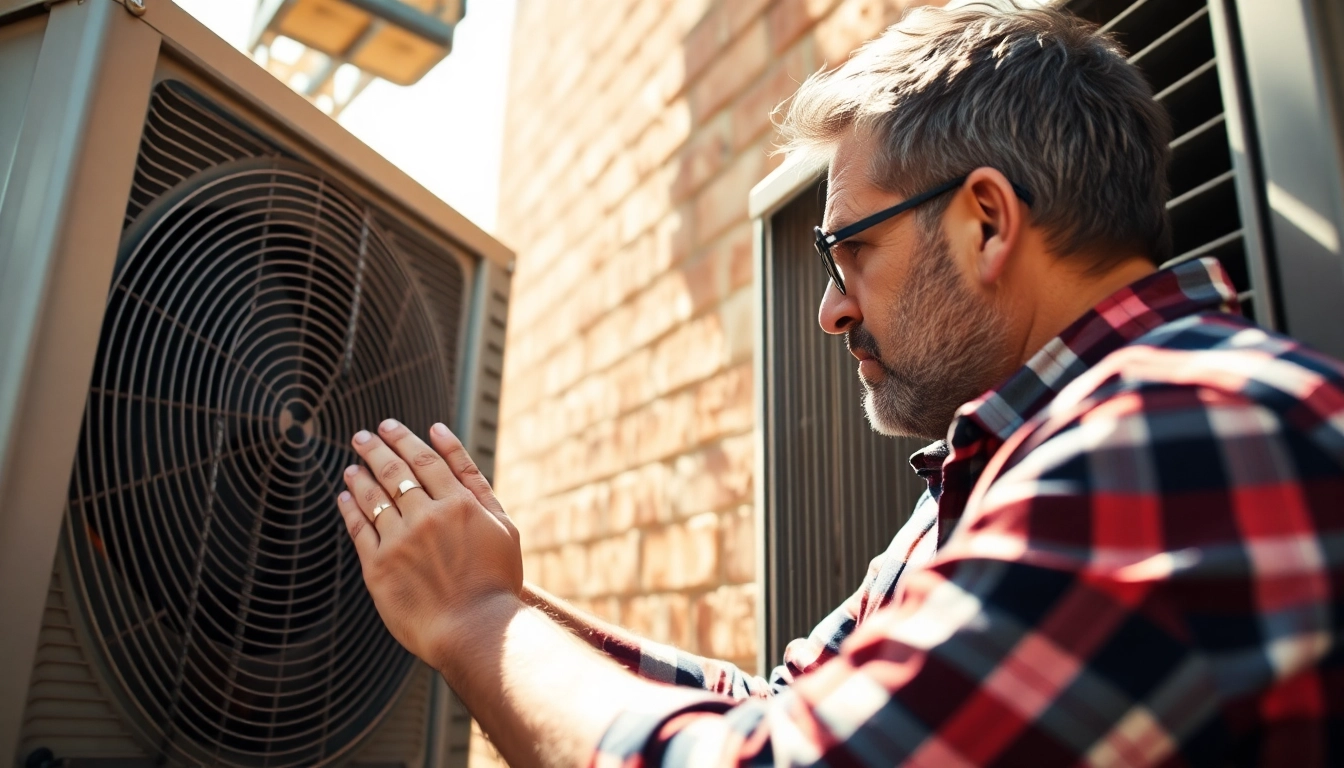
[125,80,280,227]
[65,155,458,766]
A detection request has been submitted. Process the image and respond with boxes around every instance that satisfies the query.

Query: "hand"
[336,419,523,672]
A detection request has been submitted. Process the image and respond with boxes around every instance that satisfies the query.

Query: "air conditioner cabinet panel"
[0,1,508,766]
[0,3,161,765]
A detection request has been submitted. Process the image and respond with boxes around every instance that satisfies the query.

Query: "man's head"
[780,2,1172,439]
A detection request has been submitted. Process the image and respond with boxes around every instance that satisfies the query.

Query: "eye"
[833,240,862,262]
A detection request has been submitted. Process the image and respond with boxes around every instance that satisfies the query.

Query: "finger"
[376,418,456,499]
[351,428,430,515]
[343,463,402,534]
[337,488,379,559]
[428,422,504,516]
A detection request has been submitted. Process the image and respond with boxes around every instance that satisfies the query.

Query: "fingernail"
[339,491,352,503]
[354,430,371,444]
[345,465,359,477]
[432,422,449,437]
[380,418,400,432]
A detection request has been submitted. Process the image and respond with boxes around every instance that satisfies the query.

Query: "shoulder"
[1029,313,1344,468]
[972,314,1344,526]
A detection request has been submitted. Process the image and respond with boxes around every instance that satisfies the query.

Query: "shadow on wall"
[490,0,944,680]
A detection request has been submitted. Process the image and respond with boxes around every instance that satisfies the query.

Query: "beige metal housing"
[0,0,509,765]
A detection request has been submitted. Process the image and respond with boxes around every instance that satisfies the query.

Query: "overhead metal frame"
[251,0,456,53]
[249,0,464,114]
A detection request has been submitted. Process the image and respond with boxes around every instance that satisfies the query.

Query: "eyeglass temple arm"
[820,176,1035,247]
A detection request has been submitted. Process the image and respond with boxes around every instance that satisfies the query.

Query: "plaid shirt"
[590,257,1344,767]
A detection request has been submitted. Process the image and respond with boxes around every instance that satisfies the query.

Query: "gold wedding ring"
[370,502,392,521]
[395,479,421,499]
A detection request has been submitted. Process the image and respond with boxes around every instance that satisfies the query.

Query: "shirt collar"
[909,440,949,500]
[953,256,1241,443]
[910,441,949,474]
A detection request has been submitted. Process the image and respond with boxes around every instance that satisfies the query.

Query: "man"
[334,4,1344,766]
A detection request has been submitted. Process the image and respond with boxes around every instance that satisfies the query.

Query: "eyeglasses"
[813,175,1034,295]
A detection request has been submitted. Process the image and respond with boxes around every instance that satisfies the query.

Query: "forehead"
[823,133,886,230]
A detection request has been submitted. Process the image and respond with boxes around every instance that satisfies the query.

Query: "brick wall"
[481,0,929,761]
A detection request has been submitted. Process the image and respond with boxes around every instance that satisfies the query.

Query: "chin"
[862,402,904,437]
[861,386,942,440]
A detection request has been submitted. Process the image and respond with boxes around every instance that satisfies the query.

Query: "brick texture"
[478,0,929,762]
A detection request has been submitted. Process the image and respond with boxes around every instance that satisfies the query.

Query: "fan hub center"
[279,401,317,446]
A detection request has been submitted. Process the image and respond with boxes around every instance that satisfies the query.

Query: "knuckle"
[380,461,405,480]
[412,451,439,467]
[348,518,367,539]
[445,485,474,507]
[363,486,381,504]
[452,452,482,476]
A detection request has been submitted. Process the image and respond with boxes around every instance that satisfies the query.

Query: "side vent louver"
[760,189,930,667]
[1067,0,1257,316]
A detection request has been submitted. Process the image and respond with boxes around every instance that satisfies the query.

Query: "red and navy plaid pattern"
[590,257,1344,767]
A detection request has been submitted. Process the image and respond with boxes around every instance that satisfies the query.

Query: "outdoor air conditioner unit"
[0,0,510,766]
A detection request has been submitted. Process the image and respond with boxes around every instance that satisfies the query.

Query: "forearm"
[523,581,640,650]
[522,581,776,698]
[439,592,714,768]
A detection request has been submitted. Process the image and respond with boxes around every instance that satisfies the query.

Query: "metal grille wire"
[65,156,452,767]
[125,81,279,228]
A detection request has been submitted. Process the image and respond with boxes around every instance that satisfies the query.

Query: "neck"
[1016,254,1156,367]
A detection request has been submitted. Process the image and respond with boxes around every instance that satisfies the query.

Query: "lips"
[846,341,874,362]
[846,327,880,365]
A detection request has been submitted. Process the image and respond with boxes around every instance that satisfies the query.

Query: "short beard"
[849,226,1013,440]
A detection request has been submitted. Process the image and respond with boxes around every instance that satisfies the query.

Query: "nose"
[818,280,861,335]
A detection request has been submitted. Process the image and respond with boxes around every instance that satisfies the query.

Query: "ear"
[962,167,1025,286]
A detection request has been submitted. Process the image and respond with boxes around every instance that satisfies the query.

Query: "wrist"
[432,589,524,681]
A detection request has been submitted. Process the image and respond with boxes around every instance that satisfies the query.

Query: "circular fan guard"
[64,158,454,766]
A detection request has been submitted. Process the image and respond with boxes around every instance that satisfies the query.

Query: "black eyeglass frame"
[813,175,1035,295]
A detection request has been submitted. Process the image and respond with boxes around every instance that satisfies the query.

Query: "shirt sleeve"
[592,386,1342,766]
[585,544,879,700]
[590,491,939,700]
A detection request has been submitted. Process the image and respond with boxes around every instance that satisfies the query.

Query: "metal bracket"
[121,0,143,16]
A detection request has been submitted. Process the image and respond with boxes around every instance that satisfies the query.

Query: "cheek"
[858,297,901,359]
[854,252,904,304]
[857,248,916,306]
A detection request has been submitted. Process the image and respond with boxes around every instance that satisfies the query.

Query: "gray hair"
[780,2,1173,265]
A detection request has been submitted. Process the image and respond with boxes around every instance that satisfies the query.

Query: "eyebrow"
[826,219,863,238]
[822,201,860,234]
